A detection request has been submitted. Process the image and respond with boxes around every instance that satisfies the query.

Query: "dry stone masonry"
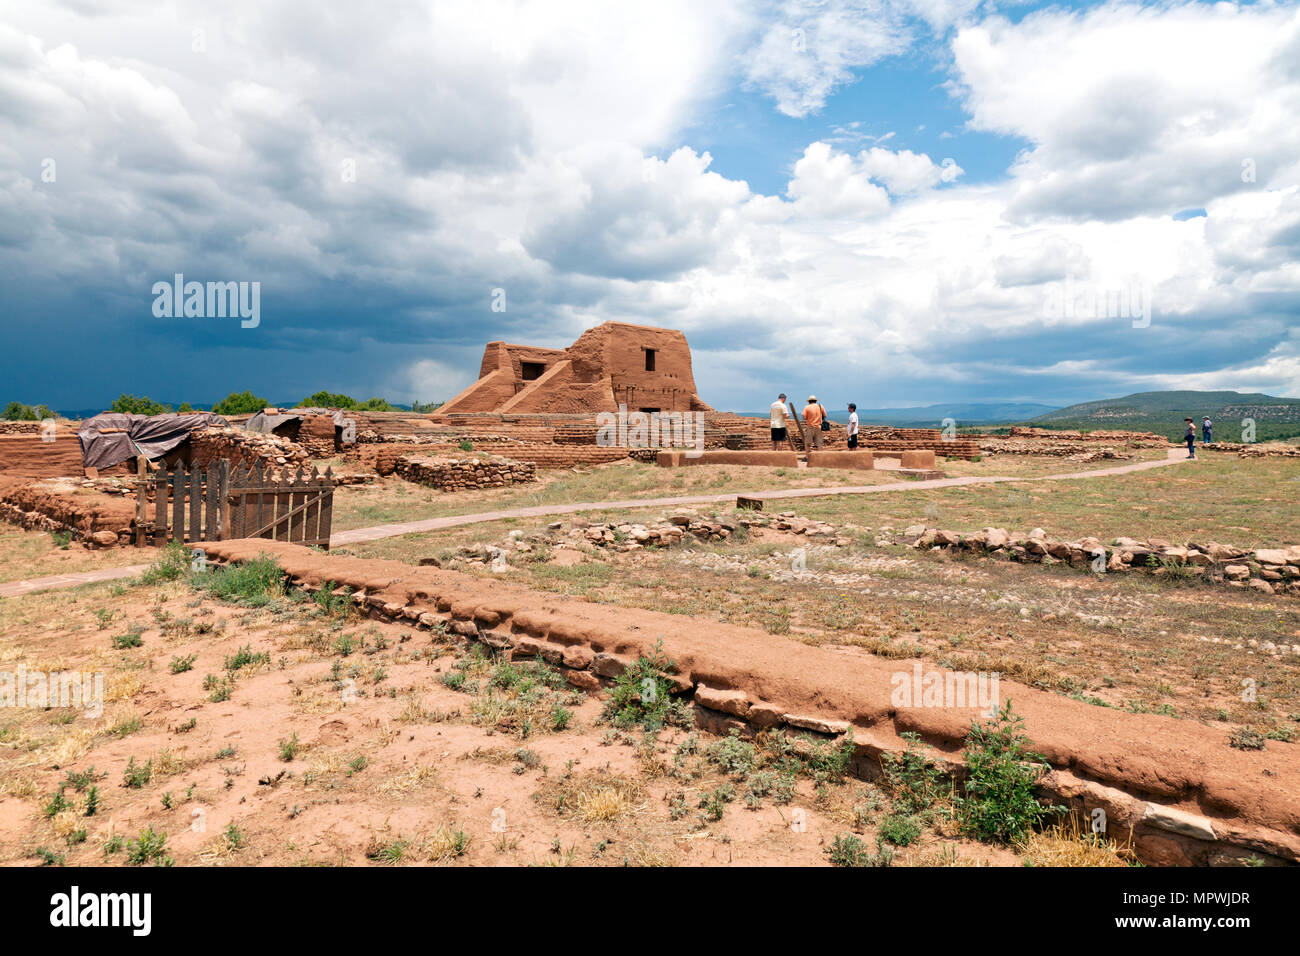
[394,454,536,490]
[907,526,1300,596]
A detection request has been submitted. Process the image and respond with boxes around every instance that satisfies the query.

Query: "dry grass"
[1017,816,1136,867]
[537,771,645,822]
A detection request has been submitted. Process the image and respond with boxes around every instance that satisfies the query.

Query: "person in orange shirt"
[802,395,825,450]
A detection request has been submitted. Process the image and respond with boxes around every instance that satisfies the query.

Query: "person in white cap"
[802,395,826,449]
[769,393,789,450]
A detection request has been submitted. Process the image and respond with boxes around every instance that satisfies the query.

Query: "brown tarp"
[243,407,349,434]
[78,412,229,470]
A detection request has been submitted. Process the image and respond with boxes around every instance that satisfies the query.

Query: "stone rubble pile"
[905,525,1300,596]
[394,454,536,490]
[1007,426,1168,447]
[190,427,310,469]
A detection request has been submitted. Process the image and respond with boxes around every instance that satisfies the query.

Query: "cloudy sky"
[1,0,1298,413]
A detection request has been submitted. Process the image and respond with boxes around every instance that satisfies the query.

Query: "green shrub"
[196,556,284,605]
[956,701,1063,843]
[139,541,192,585]
[877,812,922,846]
[122,757,152,789]
[125,826,172,866]
[601,639,692,731]
[880,732,945,816]
[826,833,893,867]
[112,629,144,649]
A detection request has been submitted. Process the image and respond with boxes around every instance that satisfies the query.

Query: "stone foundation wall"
[188,428,309,472]
[0,483,135,545]
[394,454,536,490]
[297,415,338,457]
[909,526,1300,598]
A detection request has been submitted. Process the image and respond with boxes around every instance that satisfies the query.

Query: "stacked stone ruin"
[909,526,1300,596]
[394,454,536,490]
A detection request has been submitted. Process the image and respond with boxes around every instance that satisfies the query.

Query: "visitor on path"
[1202,416,1212,444]
[847,403,859,450]
[770,393,789,450]
[1184,418,1196,458]
[802,395,826,450]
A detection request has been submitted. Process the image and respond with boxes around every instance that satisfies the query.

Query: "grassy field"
[0,526,145,584]
[792,452,1300,547]
[329,451,1169,533]
[346,508,1300,735]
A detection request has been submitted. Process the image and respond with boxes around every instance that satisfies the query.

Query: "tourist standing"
[770,393,789,450]
[1202,416,1212,444]
[847,403,859,450]
[1184,418,1196,459]
[803,395,825,450]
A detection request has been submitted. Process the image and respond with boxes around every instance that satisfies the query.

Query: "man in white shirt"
[847,403,859,450]
[770,393,789,450]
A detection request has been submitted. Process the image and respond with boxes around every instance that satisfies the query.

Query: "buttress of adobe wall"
[566,324,703,412]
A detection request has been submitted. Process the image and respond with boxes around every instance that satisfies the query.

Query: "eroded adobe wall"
[0,434,87,481]
[200,538,1300,867]
[570,323,706,412]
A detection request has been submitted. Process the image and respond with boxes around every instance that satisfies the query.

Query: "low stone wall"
[394,454,536,490]
[485,446,629,468]
[909,526,1300,597]
[0,482,135,545]
[1007,426,1168,447]
[657,450,800,467]
[806,451,875,470]
[297,415,338,457]
[0,421,55,435]
[198,538,1300,866]
[188,428,309,471]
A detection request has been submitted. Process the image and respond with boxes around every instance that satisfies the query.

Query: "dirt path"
[0,450,1191,599]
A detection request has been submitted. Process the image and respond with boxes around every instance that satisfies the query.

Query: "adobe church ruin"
[437,321,713,415]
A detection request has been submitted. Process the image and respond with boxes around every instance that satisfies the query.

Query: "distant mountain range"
[1027,390,1300,442]
[1030,390,1300,423]
[733,390,1300,442]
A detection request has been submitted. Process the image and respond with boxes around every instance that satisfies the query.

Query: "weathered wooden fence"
[226,462,334,549]
[135,459,333,549]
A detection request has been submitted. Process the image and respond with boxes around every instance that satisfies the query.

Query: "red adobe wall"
[806,451,875,470]
[657,450,800,467]
[199,538,1300,868]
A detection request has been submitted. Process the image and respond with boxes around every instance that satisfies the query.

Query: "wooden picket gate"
[226,462,334,549]
[135,459,334,549]
[138,459,231,546]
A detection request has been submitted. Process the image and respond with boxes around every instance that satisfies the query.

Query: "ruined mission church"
[437,322,713,415]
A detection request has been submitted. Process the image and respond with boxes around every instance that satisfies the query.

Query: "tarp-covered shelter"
[78,412,229,471]
[243,407,349,434]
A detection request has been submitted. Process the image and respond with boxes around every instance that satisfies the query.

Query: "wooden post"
[289,467,306,543]
[204,462,218,541]
[155,466,169,543]
[189,466,201,544]
[135,457,147,547]
[217,459,230,540]
[303,467,321,546]
[172,465,184,545]
[319,468,334,550]
[254,462,265,541]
